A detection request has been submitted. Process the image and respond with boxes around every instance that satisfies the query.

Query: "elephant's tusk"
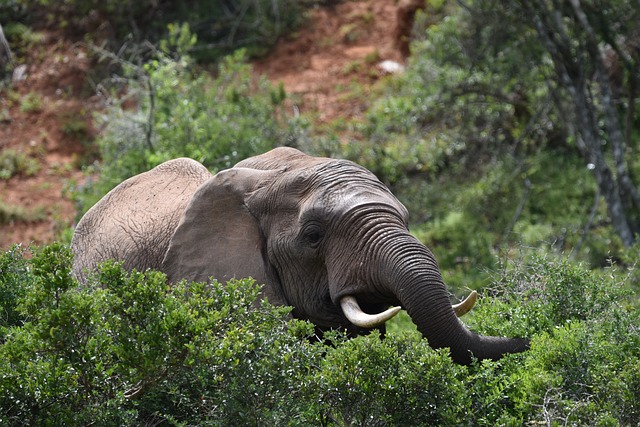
[340,296,401,328]
[452,290,478,317]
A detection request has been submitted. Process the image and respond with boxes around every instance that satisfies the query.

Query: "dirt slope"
[0,0,412,250]
[0,35,97,249]
[254,0,405,123]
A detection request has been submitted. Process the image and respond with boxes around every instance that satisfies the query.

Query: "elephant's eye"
[302,224,324,247]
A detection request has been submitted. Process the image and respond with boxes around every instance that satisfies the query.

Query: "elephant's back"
[72,158,211,282]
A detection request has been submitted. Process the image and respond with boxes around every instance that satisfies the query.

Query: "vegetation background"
[1,0,639,425]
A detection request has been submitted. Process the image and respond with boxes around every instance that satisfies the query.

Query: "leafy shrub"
[0,245,31,334]
[309,332,469,426]
[514,324,635,426]
[0,200,45,225]
[18,91,41,112]
[0,148,40,180]
[1,244,638,426]
[619,242,640,297]
[0,243,322,425]
[471,256,633,336]
[465,256,640,425]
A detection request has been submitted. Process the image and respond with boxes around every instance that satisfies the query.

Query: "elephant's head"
[157,147,528,364]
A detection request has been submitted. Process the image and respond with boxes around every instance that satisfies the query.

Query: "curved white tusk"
[452,290,478,317]
[340,296,402,328]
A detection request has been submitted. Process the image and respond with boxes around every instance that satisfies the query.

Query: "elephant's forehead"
[275,159,408,219]
[302,160,386,192]
[303,179,408,221]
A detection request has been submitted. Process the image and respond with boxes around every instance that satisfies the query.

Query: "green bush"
[1,244,638,426]
[465,256,640,425]
[311,332,468,426]
[0,245,31,334]
[620,242,640,297]
[0,148,40,180]
[470,256,634,336]
[0,243,322,425]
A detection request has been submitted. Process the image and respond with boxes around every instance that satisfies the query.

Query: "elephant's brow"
[311,165,379,189]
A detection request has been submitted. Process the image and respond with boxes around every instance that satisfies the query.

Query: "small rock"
[12,64,27,82]
[377,60,405,75]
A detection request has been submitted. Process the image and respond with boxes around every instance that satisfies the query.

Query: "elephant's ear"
[161,167,284,301]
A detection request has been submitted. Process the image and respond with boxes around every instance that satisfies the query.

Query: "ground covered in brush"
[0,243,638,426]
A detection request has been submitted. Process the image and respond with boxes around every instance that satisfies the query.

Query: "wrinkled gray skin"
[72,147,529,364]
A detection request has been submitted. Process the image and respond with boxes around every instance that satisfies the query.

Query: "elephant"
[71,147,529,364]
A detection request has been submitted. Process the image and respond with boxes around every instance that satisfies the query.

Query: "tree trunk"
[526,1,638,247]
[569,80,636,247]
[569,0,640,217]
[0,23,14,79]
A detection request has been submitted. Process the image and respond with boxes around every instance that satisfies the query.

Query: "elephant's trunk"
[377,235,529,364]
[397,281,528,364]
